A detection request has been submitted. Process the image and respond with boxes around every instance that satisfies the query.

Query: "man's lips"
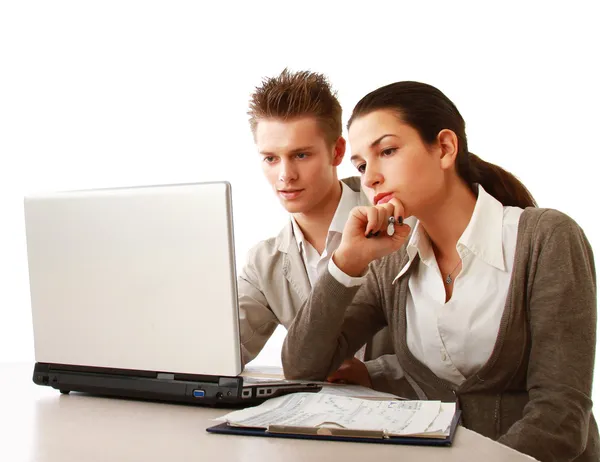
[373,192,394,205]
[278,189,304,199]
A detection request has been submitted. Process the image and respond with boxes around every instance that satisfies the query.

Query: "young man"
[238,69,398,391]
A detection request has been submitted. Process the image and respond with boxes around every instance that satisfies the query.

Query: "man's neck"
[293,180,343,255]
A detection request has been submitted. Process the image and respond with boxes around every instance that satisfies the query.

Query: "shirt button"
[441,351,448,362]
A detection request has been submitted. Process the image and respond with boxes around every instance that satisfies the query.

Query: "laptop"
[24,181,320,406]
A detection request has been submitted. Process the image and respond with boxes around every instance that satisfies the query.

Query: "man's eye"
[296,153,308,159]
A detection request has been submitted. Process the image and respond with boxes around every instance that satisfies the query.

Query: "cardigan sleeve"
[498,214,597,461]
[281,261,389,381]
[237,256,279,367]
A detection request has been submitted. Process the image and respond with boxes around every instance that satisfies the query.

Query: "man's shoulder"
[246,235,281,261]
[341,176,371,207]
[341,176,362,192]
[244,223,292,272]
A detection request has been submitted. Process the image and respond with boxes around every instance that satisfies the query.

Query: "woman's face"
[348,109,449,218]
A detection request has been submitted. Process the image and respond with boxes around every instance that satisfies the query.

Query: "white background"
[1,1,599,404]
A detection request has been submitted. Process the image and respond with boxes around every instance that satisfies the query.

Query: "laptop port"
[192,389,205,398]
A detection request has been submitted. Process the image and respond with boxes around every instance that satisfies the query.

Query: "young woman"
[281,81,599,461]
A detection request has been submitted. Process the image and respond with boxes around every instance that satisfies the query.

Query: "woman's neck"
[418,180,477,260]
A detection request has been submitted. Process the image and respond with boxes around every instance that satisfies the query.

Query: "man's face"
[256,117,343,214]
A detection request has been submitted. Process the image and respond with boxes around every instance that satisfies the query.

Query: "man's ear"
[332,137,346,167]
[437,129,459,171]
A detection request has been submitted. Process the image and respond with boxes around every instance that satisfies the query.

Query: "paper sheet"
[216,393,455,437]
[318,383,403,400]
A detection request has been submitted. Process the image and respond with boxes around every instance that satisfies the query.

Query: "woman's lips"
[375,193,394,205]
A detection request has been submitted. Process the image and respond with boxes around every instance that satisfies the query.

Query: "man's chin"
[278,199,307,214]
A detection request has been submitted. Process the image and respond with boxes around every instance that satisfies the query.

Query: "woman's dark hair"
[348,81,537,208]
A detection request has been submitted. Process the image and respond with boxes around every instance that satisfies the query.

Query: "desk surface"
[2,363,536,462]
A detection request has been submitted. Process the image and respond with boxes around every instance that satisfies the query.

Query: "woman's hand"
[327,358,373,388]
[333,198,411,277]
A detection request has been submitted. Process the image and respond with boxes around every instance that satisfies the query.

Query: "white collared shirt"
[329,185,524,386]
[291,181,360,286]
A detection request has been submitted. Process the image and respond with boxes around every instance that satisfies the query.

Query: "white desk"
[2,363,536,462]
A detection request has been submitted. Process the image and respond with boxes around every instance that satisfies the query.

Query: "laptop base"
[33,363,322,407]
[33,362,244,407]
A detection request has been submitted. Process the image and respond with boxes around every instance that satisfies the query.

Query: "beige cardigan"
[282,208,599,462]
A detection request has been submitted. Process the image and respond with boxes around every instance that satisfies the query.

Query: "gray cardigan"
[282,208,599,462]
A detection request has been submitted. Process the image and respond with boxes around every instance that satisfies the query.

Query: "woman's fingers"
[365,203,399,237]
[364,206,380,237]
[387,197,405,224]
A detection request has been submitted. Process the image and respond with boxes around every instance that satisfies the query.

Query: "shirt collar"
[392,184,506,283]
[291,215,306,253]
[458,184,505,271]
[392,221,430,284]
[330,181,358,234]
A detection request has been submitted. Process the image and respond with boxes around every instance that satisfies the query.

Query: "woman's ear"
[437,129,459,170]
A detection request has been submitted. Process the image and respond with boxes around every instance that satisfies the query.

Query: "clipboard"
[206,410,461,446]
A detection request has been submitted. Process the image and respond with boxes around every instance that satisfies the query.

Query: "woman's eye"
[382,147,398,156]
[356,163,366,174]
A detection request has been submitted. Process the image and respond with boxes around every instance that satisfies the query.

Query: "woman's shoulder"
[518,208,592,261]
[520,207,583,237]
